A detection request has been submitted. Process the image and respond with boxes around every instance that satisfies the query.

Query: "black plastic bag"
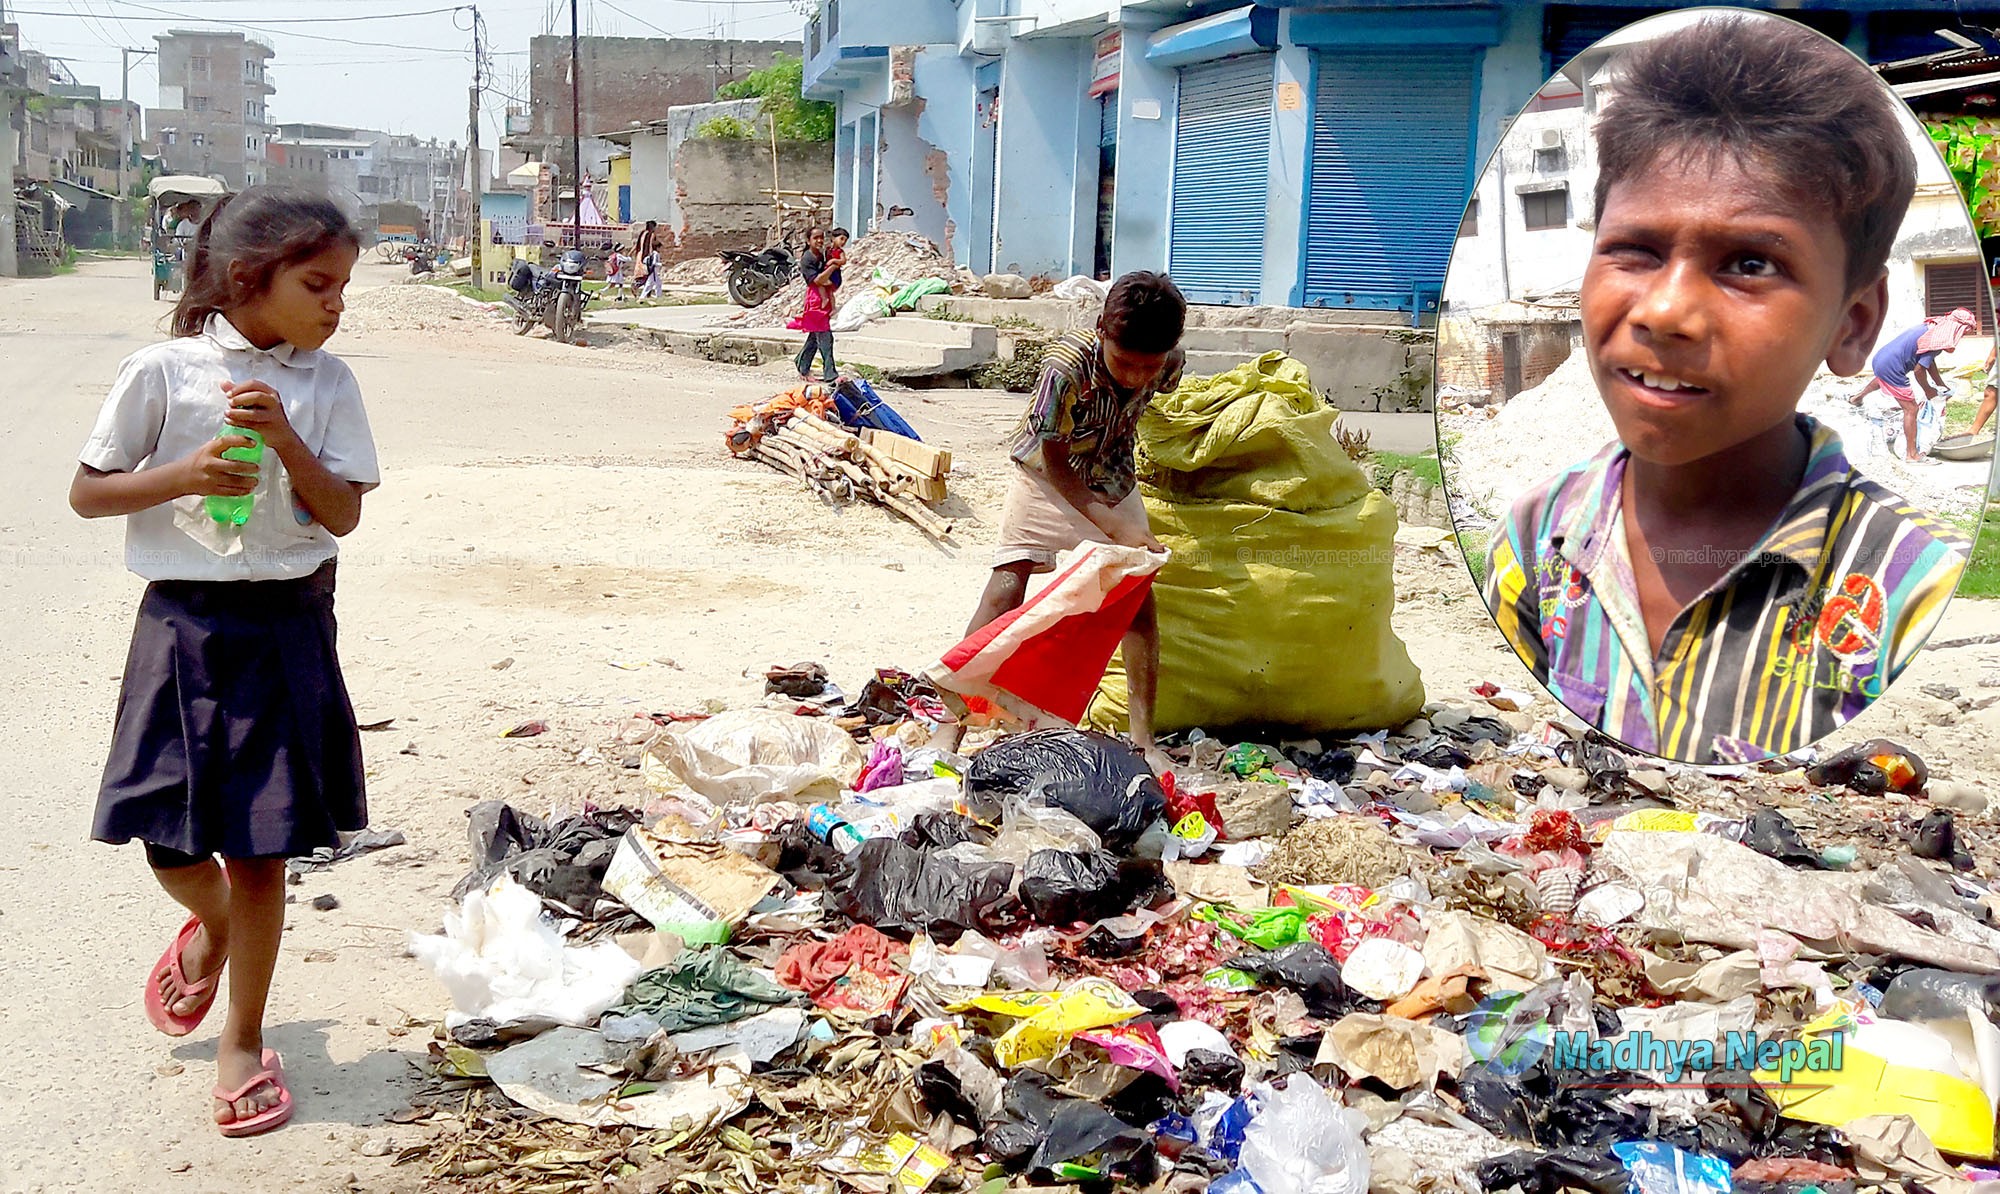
[1291,749,1356,785]
[1743,808,1823,869]
[1912,808,1975,870]
[1032,1097,1157,1182]
[1476,1148,1627,1194]
[1226,943,1359,1019]
[1807,737,1927,795]
[1705,1069,1854,1166]
[899,811,987,852]
[453,800,642,912]
[1181,1049,1246,1092]
[1019,850,1175,926]
[829,838,1015,944]
[963,729,1167,851]
[771,817,848,892]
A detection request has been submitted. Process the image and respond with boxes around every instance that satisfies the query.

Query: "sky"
[8,0,810,146]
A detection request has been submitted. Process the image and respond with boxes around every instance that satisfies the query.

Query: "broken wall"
[672,138,835,261]
[1436,314,1578,403]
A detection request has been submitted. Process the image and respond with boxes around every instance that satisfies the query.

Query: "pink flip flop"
[215,1048,294,1138]
[144,914,222,1037]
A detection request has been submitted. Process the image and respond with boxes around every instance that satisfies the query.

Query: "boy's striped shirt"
[1008,331,1184,503]
[1484,415,1967,763]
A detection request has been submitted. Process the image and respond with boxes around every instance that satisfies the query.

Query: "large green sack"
[1087,352,1425,737]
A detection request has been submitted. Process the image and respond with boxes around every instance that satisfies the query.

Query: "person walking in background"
[635,220,663,300]
[792,226,839,385]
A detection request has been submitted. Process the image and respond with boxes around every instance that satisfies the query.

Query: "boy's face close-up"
[1581,151,1886,469]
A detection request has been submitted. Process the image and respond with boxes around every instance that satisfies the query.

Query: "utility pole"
[119,46,155,249]
[568,0,581,247]
[468,4,482,282]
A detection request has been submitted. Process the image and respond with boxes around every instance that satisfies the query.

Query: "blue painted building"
[806,0,2000,315]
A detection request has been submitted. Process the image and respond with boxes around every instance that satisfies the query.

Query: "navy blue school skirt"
[92,559,367,859]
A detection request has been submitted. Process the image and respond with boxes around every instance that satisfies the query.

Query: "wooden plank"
[862,429,951,479]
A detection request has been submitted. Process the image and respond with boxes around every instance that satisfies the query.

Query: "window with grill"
[1522,187,1567,231]
[190,95,209,112]
[189,56,209,77]
[1925,260,1992,331]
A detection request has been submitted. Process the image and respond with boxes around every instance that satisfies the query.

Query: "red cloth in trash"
[935,550,1156,726]
[1733,1158,1853,1182]
[775,924,904,994]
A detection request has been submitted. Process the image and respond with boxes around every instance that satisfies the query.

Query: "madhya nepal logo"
[1462,995,1845,1084]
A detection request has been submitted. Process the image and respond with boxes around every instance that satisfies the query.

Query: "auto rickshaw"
[146,176,230,301]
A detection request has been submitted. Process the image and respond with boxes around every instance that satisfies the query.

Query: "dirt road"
[3,257,1996,1192]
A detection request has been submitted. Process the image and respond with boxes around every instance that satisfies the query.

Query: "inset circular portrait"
[1438,7,1995,765]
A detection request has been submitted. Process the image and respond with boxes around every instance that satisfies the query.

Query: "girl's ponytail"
[169,186,362,339]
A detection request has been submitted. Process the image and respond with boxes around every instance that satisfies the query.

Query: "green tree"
[717,52,835,142]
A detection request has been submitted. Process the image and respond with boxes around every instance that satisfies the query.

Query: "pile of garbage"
[728,232,967,330]
[403,672,2000,1194]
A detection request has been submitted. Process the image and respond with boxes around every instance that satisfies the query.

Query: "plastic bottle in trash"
[204,425,265,525]
[806,804,867,852]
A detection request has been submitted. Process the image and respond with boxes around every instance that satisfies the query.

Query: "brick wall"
[1438,315,1577,401]
[522,36,790,152]
[671,136,833,259]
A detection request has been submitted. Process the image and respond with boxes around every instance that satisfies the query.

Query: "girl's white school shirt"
[79,314,380,583]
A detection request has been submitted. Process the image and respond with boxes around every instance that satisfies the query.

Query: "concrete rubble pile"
[395,670,2000,1194]
[728,232,969,330]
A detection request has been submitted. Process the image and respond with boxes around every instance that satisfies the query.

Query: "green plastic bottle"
[204,425,264,526]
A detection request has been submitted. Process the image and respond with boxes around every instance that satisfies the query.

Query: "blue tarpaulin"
[835,378,922,442]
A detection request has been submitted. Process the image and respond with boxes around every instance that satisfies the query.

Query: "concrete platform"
[593,305,998,378]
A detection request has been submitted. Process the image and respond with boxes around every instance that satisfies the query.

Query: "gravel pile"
[342,283,504,336]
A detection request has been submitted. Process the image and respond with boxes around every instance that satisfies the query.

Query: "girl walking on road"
[69,187,381,1140]
[792,225,845,384]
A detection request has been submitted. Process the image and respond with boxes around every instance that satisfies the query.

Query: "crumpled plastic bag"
[1052,275,1109,304]
[1018,849,1174,927]
[641,708,867,806]
[963,729,1167,851]
[609,946,800,1033]
[1235,1077,1370,1194]
[411,876,645,1033]
[1226,942,1358,1020]
[1476,1148,1627,1194]
[951,978,1144,1069]
[1318,1013,1463,1090]
[831,288,890,332]
[830,837,1015,944]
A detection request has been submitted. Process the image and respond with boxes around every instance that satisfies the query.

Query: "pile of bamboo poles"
[737,413,955,540]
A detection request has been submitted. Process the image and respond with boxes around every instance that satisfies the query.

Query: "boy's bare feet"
[213,1039,284,1125]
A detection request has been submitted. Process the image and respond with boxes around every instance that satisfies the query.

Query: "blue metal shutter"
[1169,55,1271,306]
[1304,50,1475,312]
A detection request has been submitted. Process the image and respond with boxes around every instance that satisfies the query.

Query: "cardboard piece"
[602,820,783,944]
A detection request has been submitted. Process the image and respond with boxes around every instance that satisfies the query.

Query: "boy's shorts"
[992,464,1149,573]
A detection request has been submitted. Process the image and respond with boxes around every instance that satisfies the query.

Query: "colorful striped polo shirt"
[1008,331,1185,504]
[1483,415,1967,764]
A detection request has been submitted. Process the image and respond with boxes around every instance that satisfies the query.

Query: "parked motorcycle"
[719,245,795,308]
[508,248,591,342]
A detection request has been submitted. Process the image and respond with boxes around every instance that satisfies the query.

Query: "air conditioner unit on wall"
[1530,127,1563,152]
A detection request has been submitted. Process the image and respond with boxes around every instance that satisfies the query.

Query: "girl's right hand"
[179,437,260,497]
